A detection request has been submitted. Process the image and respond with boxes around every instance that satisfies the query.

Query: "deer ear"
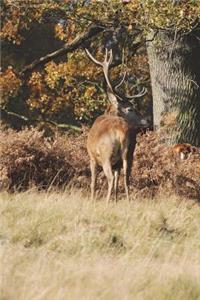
[107,89,118,108]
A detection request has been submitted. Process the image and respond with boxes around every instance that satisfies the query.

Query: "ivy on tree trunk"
[147,26,200,146]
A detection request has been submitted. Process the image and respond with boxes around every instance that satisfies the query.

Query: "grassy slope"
[0,190,200,300]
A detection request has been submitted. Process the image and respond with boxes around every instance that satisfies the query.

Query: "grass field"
[1,190,200,300]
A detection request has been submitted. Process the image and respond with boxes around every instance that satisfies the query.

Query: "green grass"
[0,190,200,300]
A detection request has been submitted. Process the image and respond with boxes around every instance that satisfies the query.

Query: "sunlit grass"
[1,190,200,300]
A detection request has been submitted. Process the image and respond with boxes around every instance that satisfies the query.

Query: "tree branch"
[1,108,83,132]
[19,24,105,77]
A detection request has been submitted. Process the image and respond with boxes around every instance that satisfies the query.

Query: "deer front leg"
[123,159,130,202]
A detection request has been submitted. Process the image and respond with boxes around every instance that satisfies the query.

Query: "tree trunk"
[147,27,200,146]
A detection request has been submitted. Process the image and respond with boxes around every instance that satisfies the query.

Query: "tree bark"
[147,26,200,146]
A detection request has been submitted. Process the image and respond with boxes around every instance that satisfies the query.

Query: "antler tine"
[108,49,113,65]
[100,48,114,93]
[85,47,116,99]
[114,71,127,90]
[104,48,108,63]
[85,48,103,66]
[126,86,147,99]
[103,48,112,63]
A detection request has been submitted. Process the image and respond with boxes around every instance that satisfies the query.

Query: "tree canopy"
[1,0,199,130]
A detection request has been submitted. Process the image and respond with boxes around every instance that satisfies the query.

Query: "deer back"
[87,114,132,165]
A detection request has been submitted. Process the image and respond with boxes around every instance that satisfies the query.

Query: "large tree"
[147,28,200,146]
[144,1,200,146]
[1,0,200,145]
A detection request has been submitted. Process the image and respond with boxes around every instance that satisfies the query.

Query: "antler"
[114,71,127,90]
[124,86,147,99]
[114,72,147,99]
[85,48,114,93]
[85,48,147,103]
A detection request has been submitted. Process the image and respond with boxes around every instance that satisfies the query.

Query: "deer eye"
[126,107,133,112]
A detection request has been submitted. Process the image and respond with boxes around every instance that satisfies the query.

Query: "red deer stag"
[86,48,148,203]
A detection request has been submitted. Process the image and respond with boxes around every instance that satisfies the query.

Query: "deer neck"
[104,105,132,124]
[104,104,119,116]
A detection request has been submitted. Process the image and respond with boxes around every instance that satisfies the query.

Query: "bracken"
[0,128,200,200]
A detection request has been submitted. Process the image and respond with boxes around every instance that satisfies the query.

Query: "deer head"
[85,48,148,128]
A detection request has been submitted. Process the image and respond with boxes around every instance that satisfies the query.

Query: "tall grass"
[1,190,200,300]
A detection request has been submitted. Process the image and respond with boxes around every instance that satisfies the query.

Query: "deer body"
[88,116,128,165]
[87,113,136,202]
[85,48,147,203]
[88,113,132,160]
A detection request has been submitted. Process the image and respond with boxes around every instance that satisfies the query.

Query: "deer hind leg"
[114,167,120,203]
[123,159,130,202]
[90,159,97,202]
[102,161,114,204]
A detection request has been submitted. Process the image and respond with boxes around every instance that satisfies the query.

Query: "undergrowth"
[0,127,200,200]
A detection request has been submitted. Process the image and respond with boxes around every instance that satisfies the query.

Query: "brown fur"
[172,143,195,160]
[87,115,134,166]
[87,106,137,203]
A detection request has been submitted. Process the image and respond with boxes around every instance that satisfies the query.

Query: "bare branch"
[1,108,82,132]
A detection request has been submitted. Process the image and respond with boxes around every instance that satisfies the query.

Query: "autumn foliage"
[0,67,21,105]
[2,1,199,128]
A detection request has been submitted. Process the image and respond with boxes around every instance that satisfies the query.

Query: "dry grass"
[1,190,200,300]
